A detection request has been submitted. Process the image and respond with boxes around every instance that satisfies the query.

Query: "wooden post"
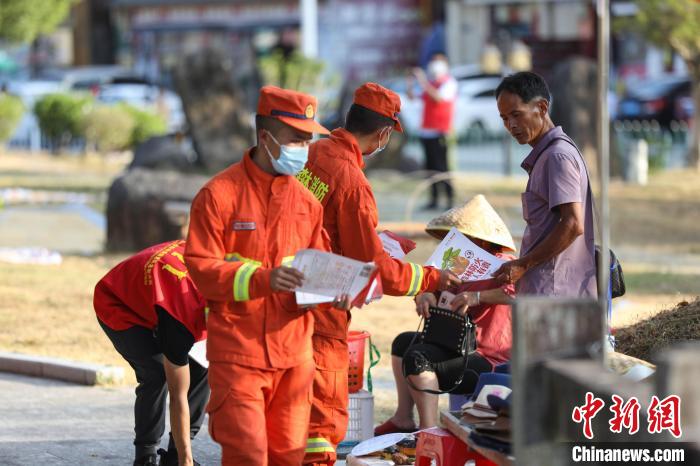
[512,298,603,464]
[511,298,699,464]
[654,342,700,444]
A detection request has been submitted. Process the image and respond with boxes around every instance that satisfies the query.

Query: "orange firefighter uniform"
[299,83,442,465]
[185,86,331,466]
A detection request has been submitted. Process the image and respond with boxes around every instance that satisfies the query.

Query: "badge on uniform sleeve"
[233,221,256,231]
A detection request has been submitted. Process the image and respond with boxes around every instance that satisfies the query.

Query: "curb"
[0,351,124,385]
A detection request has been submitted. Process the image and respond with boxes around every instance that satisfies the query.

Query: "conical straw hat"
[425,194,517,252]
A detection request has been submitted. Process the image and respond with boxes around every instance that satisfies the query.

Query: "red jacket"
[185,150,331,369]
[94,240,206,341]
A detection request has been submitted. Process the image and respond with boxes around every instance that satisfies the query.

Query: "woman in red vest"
[408,53,458,210]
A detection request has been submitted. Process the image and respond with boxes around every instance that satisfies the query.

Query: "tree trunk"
[690,74,700,171]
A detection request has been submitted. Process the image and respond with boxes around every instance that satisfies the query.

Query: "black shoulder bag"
[401,305,477,394]
[596,246,626,299]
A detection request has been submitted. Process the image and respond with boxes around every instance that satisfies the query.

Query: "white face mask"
[427,60,449,80]
[363,128,392,160]
[263,132,309,176]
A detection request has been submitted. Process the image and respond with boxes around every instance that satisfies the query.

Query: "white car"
[97,83,186,132]
[393,76,503,139]
[453,77,504,138]
[39,65,131,91]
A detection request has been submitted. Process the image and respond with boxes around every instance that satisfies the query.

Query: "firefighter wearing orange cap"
[185,86,348,466]
[299,82,461,465]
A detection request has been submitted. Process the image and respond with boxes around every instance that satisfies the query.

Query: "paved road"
[0,373,221,465]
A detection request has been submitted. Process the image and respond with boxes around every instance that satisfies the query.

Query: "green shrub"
[122,104,167,147]
[257,51,341,123]
[84,105,135,153]
[34,93,93,150]
[0,94,24,142]
[258,50,326,93]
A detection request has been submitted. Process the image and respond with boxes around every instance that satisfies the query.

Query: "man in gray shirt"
[493,72,597,298]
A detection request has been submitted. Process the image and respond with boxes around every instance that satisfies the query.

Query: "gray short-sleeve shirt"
[518,126,597,298]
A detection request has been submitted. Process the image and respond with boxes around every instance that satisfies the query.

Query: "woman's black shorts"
[391,331,492,395]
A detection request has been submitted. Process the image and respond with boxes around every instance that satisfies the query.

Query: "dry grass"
[0,254,134,383]
[615,298,700,361]
[0,151,128,193]
[607,170,700,253]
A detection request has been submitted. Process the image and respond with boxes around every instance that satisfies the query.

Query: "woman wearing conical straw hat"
[375,195,517,434]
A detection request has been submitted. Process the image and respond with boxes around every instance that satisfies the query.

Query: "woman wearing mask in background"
[407,53,458,211]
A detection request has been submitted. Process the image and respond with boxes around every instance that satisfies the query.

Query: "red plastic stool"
[415,427,497,466]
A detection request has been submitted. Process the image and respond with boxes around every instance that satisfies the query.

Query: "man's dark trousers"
[99,321,209,459]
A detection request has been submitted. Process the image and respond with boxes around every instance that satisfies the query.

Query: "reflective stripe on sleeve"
[305,437,335,454]
[233,262,260,302]
[405,262,424,296]
[224,252,262,266]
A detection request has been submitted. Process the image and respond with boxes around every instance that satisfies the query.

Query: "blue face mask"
[263,132,309,176]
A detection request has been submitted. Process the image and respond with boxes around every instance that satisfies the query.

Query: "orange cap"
[257,85,330,135]
[353,82,403,132]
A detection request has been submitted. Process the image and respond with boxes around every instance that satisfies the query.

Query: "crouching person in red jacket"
[94,240,208,466]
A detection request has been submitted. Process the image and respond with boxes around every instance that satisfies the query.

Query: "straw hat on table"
[425,194,517,252]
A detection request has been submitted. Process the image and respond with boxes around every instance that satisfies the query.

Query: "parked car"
[453,77,503,139]
[676,95,695,124]
[97,83,186,131]
[5,67,186,148]
[386,74,503,140]
[451,63,500,82]
[616,76,691,127]
[38,65,134,93]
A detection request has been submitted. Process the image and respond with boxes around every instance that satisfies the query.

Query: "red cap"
[257,85,330,135]
[353,82,403,132]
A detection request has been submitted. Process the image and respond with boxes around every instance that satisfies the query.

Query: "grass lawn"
[0,255,133,382]
[0,151,129,194]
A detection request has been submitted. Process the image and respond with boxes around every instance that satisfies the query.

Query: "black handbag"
[421,307,477,357]
[596,246,626,299]
[402,306,477,394]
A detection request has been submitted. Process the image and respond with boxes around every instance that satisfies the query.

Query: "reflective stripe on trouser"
[232,262,260,301]
[405,262,424,296]
[305,437,335,454]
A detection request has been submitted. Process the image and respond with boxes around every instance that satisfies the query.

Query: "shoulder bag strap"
[401,315,475,395]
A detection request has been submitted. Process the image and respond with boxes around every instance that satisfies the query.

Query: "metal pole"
[597,0,611,362]
[300,0,318,58]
